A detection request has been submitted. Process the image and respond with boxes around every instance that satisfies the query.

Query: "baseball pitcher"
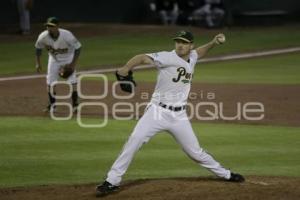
[35,17,81,113]
[96,30,244,197]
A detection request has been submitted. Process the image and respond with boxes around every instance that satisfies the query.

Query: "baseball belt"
[159,102,186,112]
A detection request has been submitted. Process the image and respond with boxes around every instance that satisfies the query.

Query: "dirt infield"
[1,176,299,200]
[0,76,300,126]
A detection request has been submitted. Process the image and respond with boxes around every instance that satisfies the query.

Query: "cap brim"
[173,37,192,43]
[44,23,57,27]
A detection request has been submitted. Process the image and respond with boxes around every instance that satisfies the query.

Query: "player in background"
[35,17,81,113]
[16,0,33,35]
[96,31,244,197]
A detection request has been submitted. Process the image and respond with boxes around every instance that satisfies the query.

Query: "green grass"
[193,53,300,84]
[1,26,300,75]
[0,117,299,187]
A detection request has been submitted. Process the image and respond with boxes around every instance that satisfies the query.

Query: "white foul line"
[0,47,300,82]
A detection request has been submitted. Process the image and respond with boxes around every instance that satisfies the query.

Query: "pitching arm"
[196,33,225,58]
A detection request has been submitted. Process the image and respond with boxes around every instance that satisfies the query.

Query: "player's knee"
[185,147,205,160]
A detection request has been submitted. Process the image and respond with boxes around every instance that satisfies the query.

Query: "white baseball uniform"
[106,50,231,186]
[35,28,81,85]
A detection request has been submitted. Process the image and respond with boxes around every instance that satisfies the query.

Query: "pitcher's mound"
[1,176,300,200]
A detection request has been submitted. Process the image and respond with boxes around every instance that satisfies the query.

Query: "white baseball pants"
[106,104,231,186]
[47,61,77,86]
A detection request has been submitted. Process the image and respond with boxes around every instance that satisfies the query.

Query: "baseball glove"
[59,64,74,79]
[115,70,136,93]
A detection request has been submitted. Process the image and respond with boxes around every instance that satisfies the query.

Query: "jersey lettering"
[172,67,193,84]
[46,45,68,55]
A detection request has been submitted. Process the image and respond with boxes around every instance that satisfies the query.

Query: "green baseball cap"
[45,17,59,27]
[173,30,194,43]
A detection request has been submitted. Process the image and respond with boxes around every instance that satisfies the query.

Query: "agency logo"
[50,74,265,128]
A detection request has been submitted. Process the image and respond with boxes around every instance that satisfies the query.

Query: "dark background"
[1,0,300,25]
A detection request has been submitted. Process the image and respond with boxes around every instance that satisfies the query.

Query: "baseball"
[217,34,226,44]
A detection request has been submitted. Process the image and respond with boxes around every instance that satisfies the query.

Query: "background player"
[96,30,244,197]
[16,0,33,35]
[35,17,81,112]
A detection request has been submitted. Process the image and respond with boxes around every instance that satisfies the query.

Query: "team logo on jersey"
[172,67,193,84]
[46,45,68,55]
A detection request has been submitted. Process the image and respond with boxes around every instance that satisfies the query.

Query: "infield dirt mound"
[1,176,299,200]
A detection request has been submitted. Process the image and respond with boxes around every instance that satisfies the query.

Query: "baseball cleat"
[72,106,78,114]
[228,172,245,182]
[43,105,56,113]
[96,181,119,197]
[72,103,79,114]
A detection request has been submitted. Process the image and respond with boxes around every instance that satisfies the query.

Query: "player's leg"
[16,0,30,34]
[159,10,169,25]
[45,85,56,112]
[97,105,164,196]
[168,114,231,179]
[71,84,78,112]
[45,62,59,112]
[97,105,161,194]
[67,70,78,112]
[22,0,30,34]
[204,6,214,28]
[170,9,179,25]
[105,105,163,186]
